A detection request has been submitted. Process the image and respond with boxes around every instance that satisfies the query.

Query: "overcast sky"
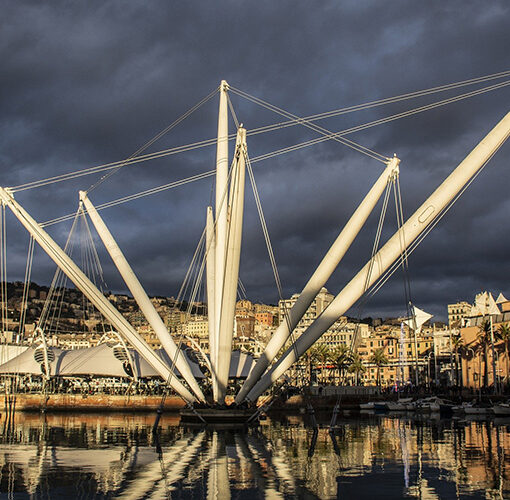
[1,1,509,322]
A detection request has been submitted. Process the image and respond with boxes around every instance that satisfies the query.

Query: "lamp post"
[424,352,433,389]
[494,348,501,395]
[490,316,499,395]
[433,335,440,387]
[448,328,455,387]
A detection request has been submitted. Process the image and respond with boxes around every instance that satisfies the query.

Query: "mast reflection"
[0,412,509,498]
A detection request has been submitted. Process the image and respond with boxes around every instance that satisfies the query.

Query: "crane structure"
[0,76,509,413]
[0,186,197,403]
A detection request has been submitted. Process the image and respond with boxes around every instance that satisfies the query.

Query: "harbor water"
[0,411,509,498]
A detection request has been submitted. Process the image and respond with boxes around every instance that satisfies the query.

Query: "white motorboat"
[374,401,390,411]
[359,402,375,410]
[386,398,413,411]
[492,403,510,416]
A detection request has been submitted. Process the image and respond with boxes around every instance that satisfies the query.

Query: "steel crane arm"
[0,187,196,403]
[235,156,400,403]
[80,191,205,402]
[245,111,510,403]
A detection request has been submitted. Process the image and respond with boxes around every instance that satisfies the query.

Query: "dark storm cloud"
[1,0,509,321]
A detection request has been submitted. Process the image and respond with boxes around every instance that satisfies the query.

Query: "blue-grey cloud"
[1,0,509,322]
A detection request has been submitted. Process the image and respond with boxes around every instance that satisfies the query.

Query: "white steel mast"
[235,156,400,403]
[80,191,205,402]
[210,80,229,402]
[205,206,217,399]
[216,127,247,403]
[245,110,510,403]
[0,187,196,403]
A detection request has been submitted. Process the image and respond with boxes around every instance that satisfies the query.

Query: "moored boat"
[386,398,413,411]
[463,402,493,415]
[415,397,442,413]
[492,403,510,416]
[359,402,376,410]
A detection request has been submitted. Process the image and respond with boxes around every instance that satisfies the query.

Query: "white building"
[278,287,334,336]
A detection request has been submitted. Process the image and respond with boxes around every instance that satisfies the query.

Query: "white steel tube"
[80,191,205,402]
[205,205,218,400]
[235,156,400,403]
[213,80,230,396]
[0,187,196,403]
[245,111,510,402]
[216,128,246,403]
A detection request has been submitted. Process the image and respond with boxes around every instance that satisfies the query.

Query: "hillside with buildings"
[0,281,508,390]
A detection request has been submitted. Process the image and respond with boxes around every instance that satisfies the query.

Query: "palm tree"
[331,345,353,384]
[451,334,463,387]
[348,353,366,385]
[477,320,492,389]
[497,323,510,386]
[308,344,330,384]
[370,348,388,388]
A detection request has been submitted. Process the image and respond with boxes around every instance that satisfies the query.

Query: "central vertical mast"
[217,127,247,403]
[212,80,229,402]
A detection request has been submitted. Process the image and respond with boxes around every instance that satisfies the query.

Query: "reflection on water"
[0,411,509,499]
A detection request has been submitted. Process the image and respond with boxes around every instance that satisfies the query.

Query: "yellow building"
[357,327,434,386]
[460,306,510,390]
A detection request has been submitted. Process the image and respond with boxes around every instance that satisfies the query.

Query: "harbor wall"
[1,388,497,413]
[0,391,383,412]
[0,393,188,411]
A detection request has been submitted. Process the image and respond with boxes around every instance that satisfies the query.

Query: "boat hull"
[464,407,491,415]
[493,405,510,416]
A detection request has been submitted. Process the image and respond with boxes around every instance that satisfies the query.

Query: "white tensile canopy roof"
[0,344,205,379]
[57,344,135,378]
[0,345,253,380]
[129,349,254,379]
[470,291,501,316]
[0,344,29,365]
[496,292,508,304]
[227,350,254,378]
[0,346,64,376]
[135,348,205,379]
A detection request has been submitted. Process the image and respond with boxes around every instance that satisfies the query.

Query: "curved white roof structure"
[0,344,254,380]
[0,346,63,376]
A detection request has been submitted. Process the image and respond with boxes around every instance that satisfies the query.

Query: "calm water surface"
[0,411,508,499]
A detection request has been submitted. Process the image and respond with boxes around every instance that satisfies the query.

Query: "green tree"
[348,353,366,385]
[308,344,331,384]
[370,348,388,388]
[477,320,494,388]
[497,323,510,386]
[331,345,353,383]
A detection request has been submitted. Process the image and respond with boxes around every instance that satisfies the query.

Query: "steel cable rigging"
[35,76,510,229]
[10,70,510,194]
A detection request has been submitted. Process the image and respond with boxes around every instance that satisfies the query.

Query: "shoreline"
[2,392,505,413]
